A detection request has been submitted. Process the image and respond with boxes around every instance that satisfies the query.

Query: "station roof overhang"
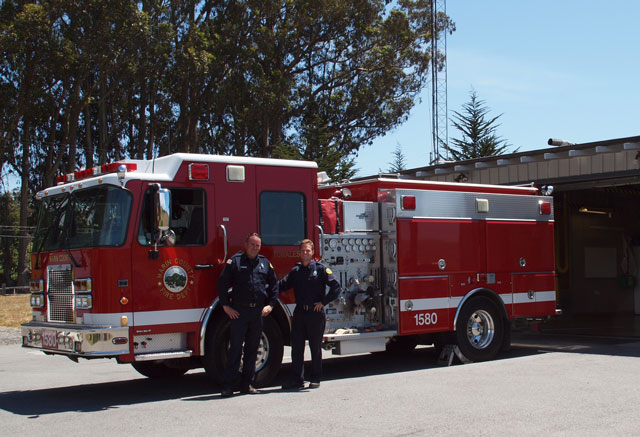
[382,135,640,192]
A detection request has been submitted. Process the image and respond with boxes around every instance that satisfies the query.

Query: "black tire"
[385,336,417,355]
[501,321,512,352]
[131,360,188,379]
[455,296,504,362]
[203,315,284,388]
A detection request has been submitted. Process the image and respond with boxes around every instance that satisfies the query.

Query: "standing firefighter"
[217,233,278,397]
[280,239,341,389]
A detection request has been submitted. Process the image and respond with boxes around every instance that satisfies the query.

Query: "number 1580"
[414,312,437,326]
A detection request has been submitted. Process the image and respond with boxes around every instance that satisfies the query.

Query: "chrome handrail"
[218,224,228,265]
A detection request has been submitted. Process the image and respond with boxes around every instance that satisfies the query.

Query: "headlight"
[29,279,43,292]
[74,278,92,292]
[75,295,93,309]
[30,294,45,308]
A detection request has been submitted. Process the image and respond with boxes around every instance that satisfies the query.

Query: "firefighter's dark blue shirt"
[217,252,278,307]
[278,260,341,307]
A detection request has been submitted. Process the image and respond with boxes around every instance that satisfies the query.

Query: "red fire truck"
[22,153,556,385]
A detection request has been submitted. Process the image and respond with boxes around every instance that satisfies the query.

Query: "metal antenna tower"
[430,0,448,164]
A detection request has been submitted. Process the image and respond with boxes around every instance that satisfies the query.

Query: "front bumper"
[21,322,130,357]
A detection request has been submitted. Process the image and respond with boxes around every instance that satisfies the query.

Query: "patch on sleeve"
[325,268,333,275]
[270,263,274,269]
[226,259,233,264]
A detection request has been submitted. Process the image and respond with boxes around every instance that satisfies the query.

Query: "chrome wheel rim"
[234,332,270,372]
[254,332,269,371]
[465,309,495,349]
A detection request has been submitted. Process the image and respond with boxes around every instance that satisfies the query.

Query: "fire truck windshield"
[33,185,132,251]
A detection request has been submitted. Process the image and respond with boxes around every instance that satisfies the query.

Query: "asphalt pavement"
[2,331,640,436]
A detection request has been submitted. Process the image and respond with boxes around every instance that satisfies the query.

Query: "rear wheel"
[131,360,188,379]
[204,315,283,388]
[455,296,503,362]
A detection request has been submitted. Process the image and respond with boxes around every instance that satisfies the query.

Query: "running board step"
[134,350,193,361]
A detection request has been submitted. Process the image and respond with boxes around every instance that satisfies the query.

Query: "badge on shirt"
[312,270,318,277]
[326,268,332,275]
[226,259,232,264]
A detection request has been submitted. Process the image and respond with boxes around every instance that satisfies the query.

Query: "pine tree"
[444,89,517,161]
[387,143,407,173]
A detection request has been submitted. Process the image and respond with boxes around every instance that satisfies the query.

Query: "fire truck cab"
[22,153,556,385]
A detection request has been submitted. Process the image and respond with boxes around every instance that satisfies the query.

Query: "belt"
[235,302,259,308]
[300,304,315,311]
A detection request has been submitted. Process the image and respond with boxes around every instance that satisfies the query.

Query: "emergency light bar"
[56,162,137,185]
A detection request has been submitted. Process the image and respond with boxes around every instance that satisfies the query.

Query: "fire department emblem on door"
[164,266,187,293]
[157,258,194,300]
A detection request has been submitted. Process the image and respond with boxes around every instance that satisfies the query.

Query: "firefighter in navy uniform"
[217,233,278,397]
[280,239,341,389]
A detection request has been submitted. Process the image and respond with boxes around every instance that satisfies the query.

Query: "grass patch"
[0,294,31,328]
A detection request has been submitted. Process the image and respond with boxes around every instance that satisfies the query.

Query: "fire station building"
[401,135,640,336]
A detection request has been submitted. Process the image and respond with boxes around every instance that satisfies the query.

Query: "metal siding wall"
[592,154,603,173]
[489,167,499,185]
[603,154,614,172]
[538,161,549,180]
[411,139,639,186]
[499,166,509,184]
[548,160,559,179]
[615,151,628,171]
[579,156,590,175]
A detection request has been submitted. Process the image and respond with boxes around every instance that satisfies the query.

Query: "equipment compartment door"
[512,273,556,317]
[398,276,450,335]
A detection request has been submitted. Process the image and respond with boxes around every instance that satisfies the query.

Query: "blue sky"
[355,0,640,176]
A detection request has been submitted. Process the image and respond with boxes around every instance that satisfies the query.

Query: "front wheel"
[455,296,503,362]
[204,315,284,388]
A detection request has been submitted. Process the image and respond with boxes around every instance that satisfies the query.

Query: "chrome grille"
[47,265,74,323]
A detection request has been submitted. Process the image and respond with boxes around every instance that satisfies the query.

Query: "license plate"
[42,329,58,349]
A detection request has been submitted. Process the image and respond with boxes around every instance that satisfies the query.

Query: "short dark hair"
[246,232,261,242]
[300,239,314,251]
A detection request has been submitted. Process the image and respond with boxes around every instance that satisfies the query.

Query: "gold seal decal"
[157,258,195,300]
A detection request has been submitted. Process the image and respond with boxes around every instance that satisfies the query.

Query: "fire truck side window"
[259,191,306,246]
[138,188,206,246]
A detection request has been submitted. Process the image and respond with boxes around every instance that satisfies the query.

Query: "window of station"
[259,191,306,246]
[138,187,206,246]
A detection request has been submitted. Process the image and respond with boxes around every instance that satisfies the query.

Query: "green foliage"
[387,143,407,173]
[443,89,517,161]
[0,1,454,278]
[1,0,454,188]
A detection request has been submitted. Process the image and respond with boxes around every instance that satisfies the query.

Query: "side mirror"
[154,187,171,231]
[149,185,172,259]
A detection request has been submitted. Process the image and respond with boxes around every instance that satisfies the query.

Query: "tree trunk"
[17,122,31,286]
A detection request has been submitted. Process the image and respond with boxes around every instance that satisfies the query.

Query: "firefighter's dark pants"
[223,305,263,390]
[290,306,326,384]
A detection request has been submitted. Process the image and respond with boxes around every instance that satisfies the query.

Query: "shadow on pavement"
[2,333,640,415]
